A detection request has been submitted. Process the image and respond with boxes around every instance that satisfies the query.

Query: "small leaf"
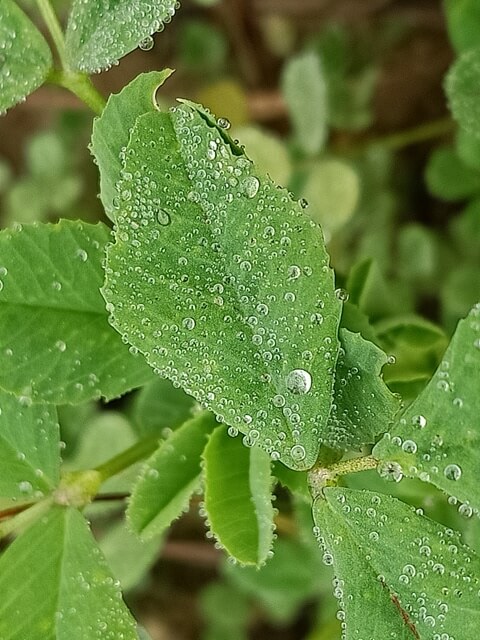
[446,48,480,139]
[91,70,173,221]
[425,146,480,200]
[203,425,274,566]
[444,0,480,54]
[0,220,153,404]
[131,377,196,437]
[0,506,138,639]
[0,389,59,500]
[374,303,480,514]
[301,159,360,237]
[128,412,216,539]
[281,50,328,155]
[324,329,400,450]
[65,1,177,73]
[0,0,52,113]
[314,487,480,639]
[233,125,292,186]
[100,96,342,470]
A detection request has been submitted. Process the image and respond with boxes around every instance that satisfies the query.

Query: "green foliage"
[0,506,138,639]
[0,0,52,113]
[314,487,480,638]
[0,2,479,639]
[128,412,216,538]
[203,425,274,566]
[0,220,153,404]
[65,0,177,73]
[99,94,344,471]
[374,303,480,514]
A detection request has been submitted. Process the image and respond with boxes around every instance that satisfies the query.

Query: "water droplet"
[402,440,417,454]
[55,340,66,352]
[242,176,260,198]
[412,415,427,429]
[378,460,403,482]
[458,503,473,518]
[335,288,349,302]
[290,444,306,461]
[299,198,308,209]
[287,265,301,280]
[272,394,285,408]
[444,463,462,481]
[286,369,312,394]
[156,209,171,226]
[75,249,88,262]
[182,317,195,331]
[217,117,231,130]
[139,36,154,51]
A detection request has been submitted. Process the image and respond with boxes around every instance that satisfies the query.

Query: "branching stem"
[95,435,162,482]
[48,70,106,115]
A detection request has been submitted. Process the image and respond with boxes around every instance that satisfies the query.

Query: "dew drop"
[242,176,260,198]
[290,444,306,462]
[217,117,231,130]
[272,394,285,408]
[286,369,312,394]
[55,340,67,352]
[444,463,462,481]
[412,414,427,429]
[378,460,403,482]
[335,288,349,302]
[139,36,154,51]
[156,209,171,226]
[182,317,196,331]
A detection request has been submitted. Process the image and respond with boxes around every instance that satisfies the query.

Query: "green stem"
[35,0,68,69]
[48,69,106,115]
[327,455,378,476]
[308,454,378,499]
[0,498,52,540]
[95,435,162,482]
[354,117,455,154]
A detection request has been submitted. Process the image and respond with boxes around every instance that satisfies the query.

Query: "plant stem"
[308,454,378,498]
[95,435,162,482]
[36,0,68,69]
[48,70,106,115]
[327,455,378,476]
[0,498,52,540]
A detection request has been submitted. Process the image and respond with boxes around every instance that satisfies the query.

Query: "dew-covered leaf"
[374,303,480,514]
[313,487,480,640]
[444,0,480,54]
[0,220,153,404]
[203,425,274,566]
[65,0,177,73]
[0,506,138,640]
[0,0,52,113]
[100,98,342,470]
[91,70,173,221]
[0,389,59,501]
[324,329,400,450]
[281,50,328,155]
[128,412,216,539]
[131,377,196,437]
[446,48,480,139]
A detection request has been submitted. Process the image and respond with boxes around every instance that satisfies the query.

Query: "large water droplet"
[139,36,154,51]
[286,369,312,394]
[290,444,306,461]
[444,463,462,481]
[217,117,231,130]
[156,209,171,226]
[242,176,260,198]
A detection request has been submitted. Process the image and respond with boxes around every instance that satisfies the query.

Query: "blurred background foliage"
[1,1,479,638]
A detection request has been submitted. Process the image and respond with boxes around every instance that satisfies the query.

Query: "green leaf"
[301,159,360,237]
[0,506,138,640]
[0,389,59,500]
[99,519,161,592]
[128,412,216,538]
[425,146,480,200]
[446,48,480,139]
[131,377,196,437]
[324,329,400,450]
[203,425,274,566]
[314,487,480,639]
[100,97,342,470]
[224,538,326,623]
[0,220,153,404]
[374,303,480,514]
[0,0,52,113]
[233,125,292,187]
[200,583,250,640]
[444,0,480,54]
[91,70,173,221]
[281,50,328,155]
[65,1,177,73]
[346,258,399,321]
